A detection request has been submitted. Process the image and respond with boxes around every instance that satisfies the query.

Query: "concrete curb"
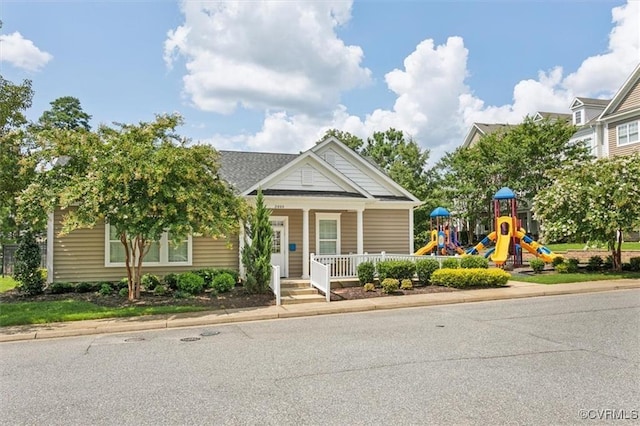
[1,279,638,343]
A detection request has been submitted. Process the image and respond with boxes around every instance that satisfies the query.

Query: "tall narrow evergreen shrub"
[242,189,273,293]
[15,232,45,295]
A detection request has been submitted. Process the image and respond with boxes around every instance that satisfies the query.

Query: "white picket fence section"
[269,265,281,306]
[310,252,455,280]
[310,258,331,302]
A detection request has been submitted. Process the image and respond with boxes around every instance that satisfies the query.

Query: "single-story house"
[46,136,422,283]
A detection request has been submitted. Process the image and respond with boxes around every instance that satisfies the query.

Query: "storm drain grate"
[180,337,201,342]
[124,337,146,342]
[200,330,221,337]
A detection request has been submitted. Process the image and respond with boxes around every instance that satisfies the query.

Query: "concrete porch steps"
[279,279,327,305]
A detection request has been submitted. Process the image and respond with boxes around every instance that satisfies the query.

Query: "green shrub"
[416,258,440,285]
[551,256,565,267]
[212,272,235,293]
[173,290,191,299]
[629,257,640,272]
[529,259,545,274]
[357,261,375,285]
[98,283,113,296]
[75,282,96,293]
[430,268,510,288]
[118,288,128,297]
[441,258,460,269]
[400,279,413,290]
[586,256,603,271]
[15,232,45,296]
[460,256,489,269]
[154,284,168,296]
[622,263,633,271]
[177,272,205,295]
[376,260,416,281]
[567,258,580,273]
[116,278,129,290]
[141,274,161,291]
[49,281,75,294]
[380,278,399,294]
[602,255,614,271]
[363,283,376,292]
[554,263,569,274]
[162,273,179,290]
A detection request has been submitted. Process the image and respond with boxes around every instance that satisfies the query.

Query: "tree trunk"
[612,229,623,272]
[134,236,145,300]
[120,233,135,301]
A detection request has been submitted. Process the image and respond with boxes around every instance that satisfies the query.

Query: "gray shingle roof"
[476,123,514,135]
[218,151,298,192]
[575,97,611,107]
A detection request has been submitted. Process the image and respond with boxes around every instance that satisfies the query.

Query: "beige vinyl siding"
[52,209,238,282]
[271,163,344,192]
[617,80,640,112]
[363,209,410,254]
[608,117,640,158]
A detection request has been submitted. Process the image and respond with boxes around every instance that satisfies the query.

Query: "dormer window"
[574,110,582,125]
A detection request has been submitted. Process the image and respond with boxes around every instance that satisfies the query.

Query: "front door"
[270,218,287,277]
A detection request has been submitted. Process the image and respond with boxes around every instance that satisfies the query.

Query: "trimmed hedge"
[416,259,440,285]
[441,258,460,269]
[460,256,488,269]
[430,268,510,288]
[212,272,236,293]
[357,261,375,285]
[530,259,545,273]
[177,272,205,295]
[380,278,399,294]
[376,260,416,281]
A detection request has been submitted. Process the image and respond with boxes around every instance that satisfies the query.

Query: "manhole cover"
[435,325,445,328]
[124,337,146,342]
[200,330,220,337]
[180,337,201,342]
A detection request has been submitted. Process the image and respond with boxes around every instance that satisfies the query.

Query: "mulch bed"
[1,283,458,310]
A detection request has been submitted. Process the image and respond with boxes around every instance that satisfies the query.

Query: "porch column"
[357,208,364,254]
[238,221,246,278]
[409,208,414,254]
[302,208,310,278]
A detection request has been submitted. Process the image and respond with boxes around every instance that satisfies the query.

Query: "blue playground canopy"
[430,207,450,217]
[494,187,516,200]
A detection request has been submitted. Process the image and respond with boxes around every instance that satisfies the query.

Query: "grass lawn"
[0,300,210,327]
[0,276,19,293]
[546,242,640,252]
[511,271,640,285]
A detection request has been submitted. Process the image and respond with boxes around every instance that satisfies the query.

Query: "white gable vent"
[301,168,314,186]
[324,151,336,166]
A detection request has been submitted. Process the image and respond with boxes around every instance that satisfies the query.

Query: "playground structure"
[414,207,466,256]
[466,187,559,266]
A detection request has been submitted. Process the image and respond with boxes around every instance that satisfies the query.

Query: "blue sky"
[1,0,638,162]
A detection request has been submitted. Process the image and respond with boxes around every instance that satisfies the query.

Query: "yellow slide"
[490,217,512,266]
[414,240,437,256]
[516,229,558,263]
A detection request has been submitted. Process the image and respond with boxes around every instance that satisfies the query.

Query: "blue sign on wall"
[289,243,296,252]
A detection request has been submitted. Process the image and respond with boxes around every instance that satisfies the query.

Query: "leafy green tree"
[318,128,364,151]
[241,189,273,294]
[14,231,45,295]
[19,113,246,300]
[533,153,640,271]
[0,76,35,242]
[37,96,92,131]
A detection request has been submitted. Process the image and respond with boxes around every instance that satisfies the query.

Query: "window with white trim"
[617,121,639,146]
[316,213,341,255]
[106,224,192,266]
[574,110,582,125]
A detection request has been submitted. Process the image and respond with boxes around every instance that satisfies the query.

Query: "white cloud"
[165,0,371,115]
[180,0,639,166]
[0,31,53,72]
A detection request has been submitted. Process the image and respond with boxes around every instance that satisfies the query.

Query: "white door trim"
[270,216,289,278]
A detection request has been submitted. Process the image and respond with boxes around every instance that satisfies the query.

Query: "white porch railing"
[310,252,457,280]
[310,258,331,302]
[269,265,281,306]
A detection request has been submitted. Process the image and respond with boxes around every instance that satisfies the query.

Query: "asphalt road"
[1,290,638,426]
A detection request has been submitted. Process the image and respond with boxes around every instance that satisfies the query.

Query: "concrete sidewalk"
[1,279,638,342]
